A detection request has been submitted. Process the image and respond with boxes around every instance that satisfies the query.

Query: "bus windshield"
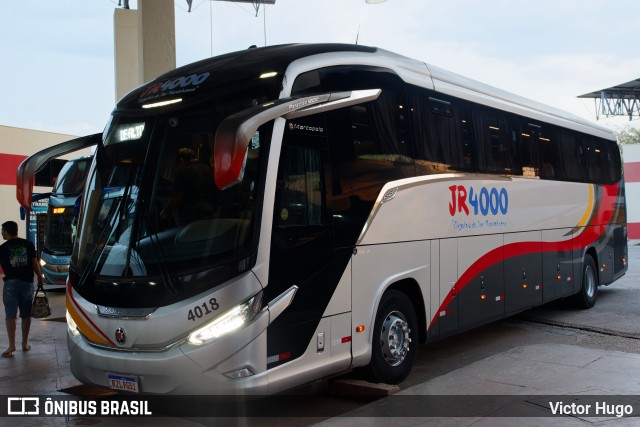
[53,157,91,195]
[43,158,91,256]
[43,205,75,254]
[71,105,270,307]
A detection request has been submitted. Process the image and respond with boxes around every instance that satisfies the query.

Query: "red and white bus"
[17,44,627,394]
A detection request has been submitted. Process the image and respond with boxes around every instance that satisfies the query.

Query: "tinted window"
[584,136,618,183]
[537,125,558,180]
[408,87,475,174]
[274,141,324,228]
[292,67,414,246]
[518,122,541,178]
[327,97,414,246]
[555,128,586,181]
[473,107,519,174]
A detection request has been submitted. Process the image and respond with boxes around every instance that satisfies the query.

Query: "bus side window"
[518,123,541,178]
[584,136,612,183]
[473,107,518,174]
[407,87,475,174]
[270,118,332,291]
[605,141,621,183]
[556,128,586,181]
[327,98,414,247]
[274,143,324,228]
[536,125,557,179]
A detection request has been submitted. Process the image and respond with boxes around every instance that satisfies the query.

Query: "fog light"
[224,368,254,379]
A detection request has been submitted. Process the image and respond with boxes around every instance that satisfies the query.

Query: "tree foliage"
[616,126,640,145]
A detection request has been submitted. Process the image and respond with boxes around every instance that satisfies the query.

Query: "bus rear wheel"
[363,290,418,384]
[572,254,598,309]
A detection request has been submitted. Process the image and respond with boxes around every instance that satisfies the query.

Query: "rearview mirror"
[16,133,101,210]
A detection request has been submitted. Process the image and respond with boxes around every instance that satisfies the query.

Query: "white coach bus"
[17,44,627,394]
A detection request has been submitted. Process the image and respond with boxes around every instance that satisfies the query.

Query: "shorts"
[3,279,35,319]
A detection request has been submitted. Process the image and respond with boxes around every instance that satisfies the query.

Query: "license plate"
[107,373,140,393]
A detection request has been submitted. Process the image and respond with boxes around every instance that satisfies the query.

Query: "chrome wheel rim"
[584,264,596,298]
[380,310,411,366]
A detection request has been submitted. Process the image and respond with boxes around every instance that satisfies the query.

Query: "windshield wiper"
[142,210,179,293]
[76,191,125,289]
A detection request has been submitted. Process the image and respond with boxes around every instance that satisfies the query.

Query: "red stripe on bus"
[629,223,640,239]
[67,281,117,347]
[0,153,27,186]
[624,162,640,183]
[430,182,620,329]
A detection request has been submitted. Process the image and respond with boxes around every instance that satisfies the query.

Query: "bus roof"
[117,43,614,141]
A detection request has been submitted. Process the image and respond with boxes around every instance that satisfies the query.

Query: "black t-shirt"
[0,238,37,283]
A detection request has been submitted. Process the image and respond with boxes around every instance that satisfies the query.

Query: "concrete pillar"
[138,0,176,83]
[113,0,176,102]
[114,8,140,102]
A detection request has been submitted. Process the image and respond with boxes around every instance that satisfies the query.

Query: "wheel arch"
[386,278,427,344]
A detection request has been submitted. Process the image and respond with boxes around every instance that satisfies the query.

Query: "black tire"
[572,254,598,309]
[363,290,418,384]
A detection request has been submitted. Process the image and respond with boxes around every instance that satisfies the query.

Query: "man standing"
[0,221,44,357]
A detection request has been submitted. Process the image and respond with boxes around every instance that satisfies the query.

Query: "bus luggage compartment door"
[436,239,458,338]
[542,228,575,303]
[457,234,504,330]
[504,231,542,315]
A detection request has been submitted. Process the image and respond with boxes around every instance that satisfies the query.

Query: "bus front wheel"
[572,254,598,309]
[363,290,418,384]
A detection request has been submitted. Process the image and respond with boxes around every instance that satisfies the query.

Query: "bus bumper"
[40,254,69,289]
[67,311,270,395]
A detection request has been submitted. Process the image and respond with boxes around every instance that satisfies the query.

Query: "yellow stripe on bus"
[577,184,595,227]
[66,297,111,346]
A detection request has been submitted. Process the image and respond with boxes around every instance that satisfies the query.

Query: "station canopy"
[186,0,275,15]
[579,78,640,121]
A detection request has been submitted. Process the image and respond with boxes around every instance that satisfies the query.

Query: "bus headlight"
[188,292,263,345]
[66,310,80,337]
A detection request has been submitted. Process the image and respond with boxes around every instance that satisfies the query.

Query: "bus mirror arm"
[283,88,381,120]
[265,285,298,325]
[213,89,381,190]
[16,133,101,210]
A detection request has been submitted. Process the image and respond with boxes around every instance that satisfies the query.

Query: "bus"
[20,193,49,259]
[39,156,92,288]
[16,44,627,395]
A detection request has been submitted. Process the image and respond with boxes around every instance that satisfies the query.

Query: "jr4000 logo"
[139,72,211,102]
[449,185,509,217]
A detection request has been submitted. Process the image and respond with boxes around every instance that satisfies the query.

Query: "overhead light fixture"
[260,71,278,79]
[366,0,388,3]
[141,98,183,109]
